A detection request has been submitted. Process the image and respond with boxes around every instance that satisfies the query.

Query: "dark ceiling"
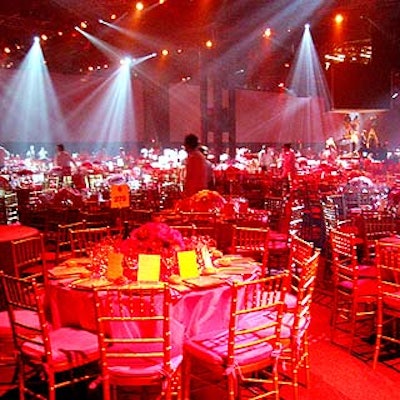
[0,0,399,89]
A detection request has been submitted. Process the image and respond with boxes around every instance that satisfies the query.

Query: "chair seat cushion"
[383,291,400,311]
[0,310,11,337]
[184,326,275,369]
[284,293,297,310]
[339,279,378,297]
[22,327,99,368]
[268,241,289,251]
[358,264,378,279]
[268,231,288,242]
[0,309,39,337]
[106,350,182,383]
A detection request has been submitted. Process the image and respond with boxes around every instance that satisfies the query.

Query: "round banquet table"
[0,224,40,274]
[377,235,400,246]
[47,260,260,353]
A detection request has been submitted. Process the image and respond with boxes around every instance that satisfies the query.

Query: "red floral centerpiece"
[176,190,226,213]
[89,221,217,282]
[119,222,186,281]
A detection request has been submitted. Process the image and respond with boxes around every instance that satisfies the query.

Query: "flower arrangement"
[89,222,217,282]
[176,190,226,213]
[119,222,186,280]
[120,222,185,257]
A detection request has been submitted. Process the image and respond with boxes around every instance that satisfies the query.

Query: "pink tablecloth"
[0,224,39,243]
[47,281,234,352]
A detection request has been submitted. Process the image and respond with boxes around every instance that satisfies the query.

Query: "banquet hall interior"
[0,0,400,399]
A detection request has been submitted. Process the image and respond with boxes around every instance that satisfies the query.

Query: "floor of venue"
[1,281,398,400]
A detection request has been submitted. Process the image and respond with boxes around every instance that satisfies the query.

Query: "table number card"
[178,250,200,279]
[110,184,130,209]
[106,252,124,281]
[137,254,161,282]
[201,246,214,269]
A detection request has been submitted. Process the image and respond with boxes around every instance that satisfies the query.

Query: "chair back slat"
[93,283,176,385]
[69,226,111,257]
[0,273,46,357]
[330,228,361,283]
[11,234,47,283]
[227,273,289,369]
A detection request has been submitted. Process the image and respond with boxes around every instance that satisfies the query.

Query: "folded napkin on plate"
[65,257,92,267]
[183,276,225,289]
[70,277,112,288]
[214,255,255,267]
[215,265,258,275]
[48,265,91,278]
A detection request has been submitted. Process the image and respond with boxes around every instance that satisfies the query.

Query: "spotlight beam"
[75,26,125,61]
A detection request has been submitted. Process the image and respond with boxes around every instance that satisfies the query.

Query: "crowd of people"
[0,129,399,195]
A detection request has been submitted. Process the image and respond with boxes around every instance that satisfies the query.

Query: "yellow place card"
[137,254,161,282]
[201,246,214,269]
[178,250,200,279]
[106,252,124,281]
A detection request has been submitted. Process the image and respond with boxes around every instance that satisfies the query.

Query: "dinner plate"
[65,257,92,267]
[182,276,225,289]
[214,256,255,267]
[215,265,257,275]
[70,277,112,289]
[48,265,91,278]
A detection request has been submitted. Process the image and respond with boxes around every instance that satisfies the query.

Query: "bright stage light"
[205,40,213,49]
[161,49,169,56]
[2,34,68,145]
[120,57,132,66]
[263,28,272,38]
[136,2,144,11]
[335,13,344,24]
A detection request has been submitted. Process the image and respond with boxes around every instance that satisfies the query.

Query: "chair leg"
[17,357,24,400]
[181,356,191,400]
[373,306,383,369]
[227,372,237,400]
[303,336,311,388]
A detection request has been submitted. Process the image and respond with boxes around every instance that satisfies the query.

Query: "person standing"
[0,144,10,170]
[54,144,77,176]
[182,134,208,197]
[258,145,275,172]
[280,143,297,179]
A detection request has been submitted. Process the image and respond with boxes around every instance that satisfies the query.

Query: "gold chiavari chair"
[0,272,99,400]
[169,224,196,238]
[182,273,289,400]
[69,226,111,258]
[11,233,48,285]
[330,228,378,353]
[231,225,270,275]
[360,210,397,260]
[278,250,320,400]
[93,283,182,400]
[46,221,87,265]
[372,240,400,369]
